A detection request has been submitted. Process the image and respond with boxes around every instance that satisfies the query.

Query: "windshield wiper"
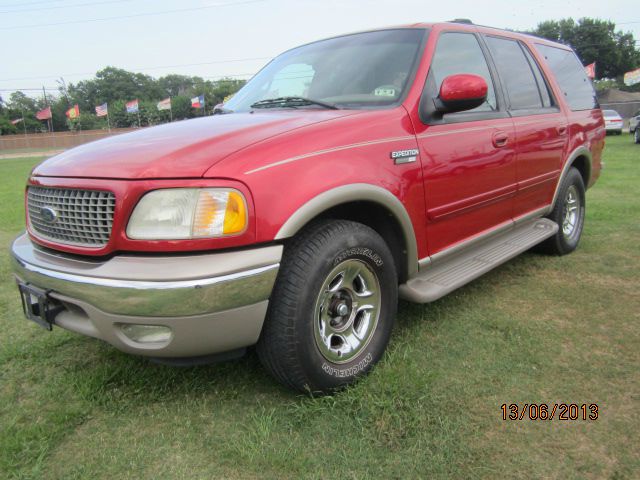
[250,96,339,110]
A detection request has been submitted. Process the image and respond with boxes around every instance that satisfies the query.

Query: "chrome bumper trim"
[12,234,282,317]
[16,258,278,291]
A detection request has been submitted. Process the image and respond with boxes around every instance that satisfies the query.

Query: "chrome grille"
[27,187,115,247]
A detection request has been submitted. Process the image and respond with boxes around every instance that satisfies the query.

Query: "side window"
[521,46,553,108]
[430,32,497,112]
[535,44,598,111]
[485,36,545,111]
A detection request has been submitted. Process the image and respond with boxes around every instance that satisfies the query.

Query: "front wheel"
[635,128,640,144]
[257,220,398,394]
[536,167,586,255]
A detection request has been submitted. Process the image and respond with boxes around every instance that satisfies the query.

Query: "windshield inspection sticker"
[374,87,397,97]
[391,149,419,164]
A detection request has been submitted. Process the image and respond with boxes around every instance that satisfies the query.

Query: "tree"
[51,97,70,132]
[67,66,165,111]
[108,99,133,128]
[0,117,18,135]
[211,78,246,105]
[8,91,38,113]
[5,92,43,133]
[171,95,193,121]
[2,67,249,133]
[532,18,640,80]
[158,74,197,97]
[65,112,109,132]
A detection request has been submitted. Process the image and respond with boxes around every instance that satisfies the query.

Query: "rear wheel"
[257,219,397,394]
[536,167,585,255]
[635,128,640,144]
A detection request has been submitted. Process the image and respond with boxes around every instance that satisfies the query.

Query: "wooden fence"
[0,128,138,151]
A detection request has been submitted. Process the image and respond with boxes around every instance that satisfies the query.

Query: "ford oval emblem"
[40,206,58,224]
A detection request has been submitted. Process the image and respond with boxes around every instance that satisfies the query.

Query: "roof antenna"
[450,18,473,24]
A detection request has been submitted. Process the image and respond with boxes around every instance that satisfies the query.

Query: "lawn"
[1,135,638,479]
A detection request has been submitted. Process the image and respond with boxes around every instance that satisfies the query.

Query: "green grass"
[1,136,639,479]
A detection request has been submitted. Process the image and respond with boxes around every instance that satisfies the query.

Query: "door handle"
[492,131,509,148]
[556,125,568,135]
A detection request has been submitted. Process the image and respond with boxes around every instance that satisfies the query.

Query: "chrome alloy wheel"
[313,259,381,364]
[562,185,580,239]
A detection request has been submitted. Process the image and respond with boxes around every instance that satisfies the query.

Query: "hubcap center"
[329,292,353,330]
[335,303,349,316]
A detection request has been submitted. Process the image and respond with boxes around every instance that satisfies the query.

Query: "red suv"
[12,22,604,393]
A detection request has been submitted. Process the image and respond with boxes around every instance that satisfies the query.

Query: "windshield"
[603,110,619,117]
[224,29,426,112]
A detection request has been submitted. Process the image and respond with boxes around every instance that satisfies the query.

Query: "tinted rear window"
[535,44,598,111]
[485,36,544,110]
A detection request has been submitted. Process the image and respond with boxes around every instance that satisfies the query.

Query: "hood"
[32,110,359,179]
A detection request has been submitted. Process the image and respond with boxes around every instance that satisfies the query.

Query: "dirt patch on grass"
[0,150,63,160]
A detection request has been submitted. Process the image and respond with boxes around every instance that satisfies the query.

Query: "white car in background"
[628,109,640,134]
[602,109,623,135]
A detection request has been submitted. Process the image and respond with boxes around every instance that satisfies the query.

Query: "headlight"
[127,188,247,240]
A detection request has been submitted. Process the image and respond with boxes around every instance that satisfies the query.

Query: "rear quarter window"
[535,44,598,111]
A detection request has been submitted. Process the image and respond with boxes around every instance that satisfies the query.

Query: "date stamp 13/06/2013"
[501,404,599,421]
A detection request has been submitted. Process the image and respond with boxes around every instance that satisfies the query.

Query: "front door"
[413,31,516,256]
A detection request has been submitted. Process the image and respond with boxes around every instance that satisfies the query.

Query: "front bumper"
[11,233,282,357]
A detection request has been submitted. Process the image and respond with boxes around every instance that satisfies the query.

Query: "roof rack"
[449,18,474,25]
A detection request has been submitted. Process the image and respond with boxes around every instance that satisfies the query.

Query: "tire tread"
[257,220,391,392]
[536,167,585,255]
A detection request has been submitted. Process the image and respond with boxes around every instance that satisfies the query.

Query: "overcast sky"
[1,0,638,98]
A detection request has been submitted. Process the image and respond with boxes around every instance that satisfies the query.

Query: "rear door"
[484,35,569,218]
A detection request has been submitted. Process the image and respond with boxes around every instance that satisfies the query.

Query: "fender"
[548,145,592,213]
[275,183,419,277]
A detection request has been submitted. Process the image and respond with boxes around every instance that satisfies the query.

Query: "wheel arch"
[275,184,419,282]
[550,146,592,212]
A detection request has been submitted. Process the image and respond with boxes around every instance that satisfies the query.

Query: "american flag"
[95,103,108,117]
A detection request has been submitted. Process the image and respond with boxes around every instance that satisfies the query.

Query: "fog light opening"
[119,324,172,344]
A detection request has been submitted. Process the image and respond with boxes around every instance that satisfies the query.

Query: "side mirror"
[434,74,488,114]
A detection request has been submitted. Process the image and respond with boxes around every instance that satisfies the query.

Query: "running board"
[399,218,558,303]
